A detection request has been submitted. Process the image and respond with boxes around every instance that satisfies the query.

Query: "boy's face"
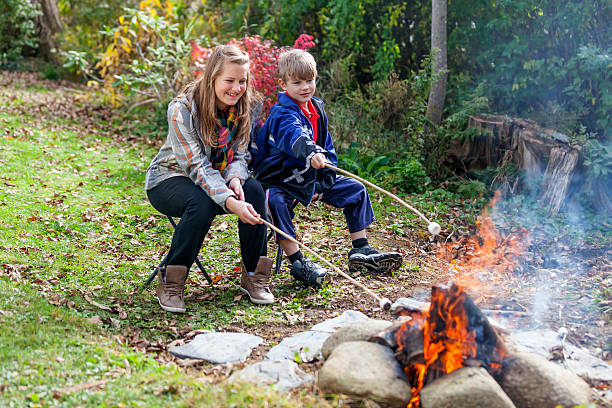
[279,76,316,108]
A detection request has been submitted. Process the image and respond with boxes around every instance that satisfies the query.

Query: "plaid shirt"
[145,96,250,212]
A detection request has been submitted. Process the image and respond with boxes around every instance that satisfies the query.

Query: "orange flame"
[396,284,506,408]
[439,191,530,297]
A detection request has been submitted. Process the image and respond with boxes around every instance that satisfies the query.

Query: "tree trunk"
[426,0,448,125]
[35,0,63,61]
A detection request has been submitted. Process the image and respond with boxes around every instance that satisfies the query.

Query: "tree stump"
[446,115,583,214]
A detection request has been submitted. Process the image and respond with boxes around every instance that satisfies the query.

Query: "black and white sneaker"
[290,257,327,288]
[348,245,403,274]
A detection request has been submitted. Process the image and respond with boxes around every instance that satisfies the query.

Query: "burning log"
[390,284,508,407]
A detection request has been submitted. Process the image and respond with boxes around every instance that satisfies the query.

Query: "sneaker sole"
[348,254,403,274]
[157,296,186,313]
[290,273,326,289]
[240,287,274,305]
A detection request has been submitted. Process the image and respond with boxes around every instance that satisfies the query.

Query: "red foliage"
[293,34,316,50]
[190,34,315,114]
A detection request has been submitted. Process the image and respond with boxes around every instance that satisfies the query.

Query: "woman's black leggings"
[147,176,267,272]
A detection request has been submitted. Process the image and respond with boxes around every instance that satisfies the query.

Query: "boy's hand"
[228,177,245,201]
[310,153,327,169]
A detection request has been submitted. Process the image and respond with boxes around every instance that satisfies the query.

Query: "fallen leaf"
[86,316,103,325]
[55,379,107,395]
[84,294,112,311]
[116,307,127,319]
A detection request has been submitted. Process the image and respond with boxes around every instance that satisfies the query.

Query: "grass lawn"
[0,74,341,407]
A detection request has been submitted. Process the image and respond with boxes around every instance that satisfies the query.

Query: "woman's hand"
[228,177,245,201]
[225,196,262,225]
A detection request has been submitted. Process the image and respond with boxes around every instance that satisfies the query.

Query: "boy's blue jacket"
[251,92,338,205]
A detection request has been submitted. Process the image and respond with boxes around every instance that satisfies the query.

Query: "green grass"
[0,279,336,407]
[0,278,197,407]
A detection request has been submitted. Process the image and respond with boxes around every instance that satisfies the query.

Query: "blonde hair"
[186,45,251,147]
[278,49,317,83]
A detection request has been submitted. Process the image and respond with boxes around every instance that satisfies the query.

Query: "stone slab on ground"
[169,332,263,364]
[318,341,411,408]
[420,367,516,408]
[390,298,429,315]
[509,329,612,382]
[265,330,330,362]
[228,360,314,391]
[265,310,372,362]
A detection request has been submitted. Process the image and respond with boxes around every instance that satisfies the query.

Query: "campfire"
[392,194,529,406]
[393,284,507,407]
[318,192,603,408]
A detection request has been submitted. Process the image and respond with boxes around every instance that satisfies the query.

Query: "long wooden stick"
[325,163,430,224]
[259,217,392,310]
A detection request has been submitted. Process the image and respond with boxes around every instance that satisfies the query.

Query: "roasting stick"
[258,217,392,311]
[325,163,441,236]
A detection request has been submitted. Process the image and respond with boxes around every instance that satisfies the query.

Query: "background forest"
[1,0,609,202]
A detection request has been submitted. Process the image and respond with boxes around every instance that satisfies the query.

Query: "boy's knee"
[267,192,288,212]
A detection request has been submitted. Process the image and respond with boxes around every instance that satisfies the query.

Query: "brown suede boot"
[240,256,274,305]
[156,265,188,313]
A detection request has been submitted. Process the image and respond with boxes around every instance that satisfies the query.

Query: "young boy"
[253,49,402,288]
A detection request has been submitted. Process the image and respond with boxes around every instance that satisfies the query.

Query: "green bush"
[0,0,41,68]
[338,143,431,193]
[448,0,610,138]
[96,2,195,107]
[325,65,431,155]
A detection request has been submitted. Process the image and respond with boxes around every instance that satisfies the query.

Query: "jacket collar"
[277,92,324,112]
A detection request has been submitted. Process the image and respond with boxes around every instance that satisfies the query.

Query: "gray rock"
[420,367,516,408]
[500,352,593,408]
[310,310,370,333]
[390,298,429,315]
[169,332,263,364]
[321,319,392,360]
[228,360,314,391]
[509,329,612,382]
[318,341,411,408]
[265,331,330,362]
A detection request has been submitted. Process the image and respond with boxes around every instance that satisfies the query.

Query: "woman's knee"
[183,193,217,226]
[243,178,265,199]
[243,178,266,209]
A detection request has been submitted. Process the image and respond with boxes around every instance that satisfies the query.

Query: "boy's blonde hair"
[278,49,317,82]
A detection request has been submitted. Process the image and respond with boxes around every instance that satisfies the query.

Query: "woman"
[145,45,273,313]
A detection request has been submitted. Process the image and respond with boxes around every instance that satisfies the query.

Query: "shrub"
[0,0,41,68]
[96,0,193,107]
[338,143,430,194]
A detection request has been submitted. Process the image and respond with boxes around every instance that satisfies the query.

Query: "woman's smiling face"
[214,62,249,110]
